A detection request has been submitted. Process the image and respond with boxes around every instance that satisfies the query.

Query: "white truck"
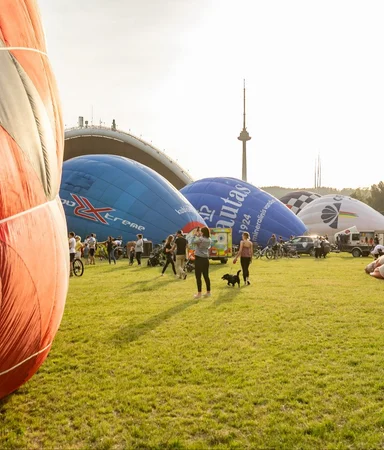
[334,227,384,257]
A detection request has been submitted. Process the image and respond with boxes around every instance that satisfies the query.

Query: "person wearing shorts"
[172,230,188,279]
[88,233,96,265]
[69,231,76,277]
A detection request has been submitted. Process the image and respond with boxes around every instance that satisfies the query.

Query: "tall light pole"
[237,80,251,182]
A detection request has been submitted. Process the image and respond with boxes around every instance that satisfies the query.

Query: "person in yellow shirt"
[75,236,83,259]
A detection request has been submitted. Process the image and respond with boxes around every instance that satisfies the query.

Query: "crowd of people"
[68,227,384,286]
[67,227,256,297]
[67,232,120,275]
[312,235,331,258]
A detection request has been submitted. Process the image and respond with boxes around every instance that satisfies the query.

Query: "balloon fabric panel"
[0,199,68,399]
[60,155,206,244]
[0,129,47,219]
[0,2,64,164]
[0,47,58,199]
[0,0,68,399]
[181,177,307,246]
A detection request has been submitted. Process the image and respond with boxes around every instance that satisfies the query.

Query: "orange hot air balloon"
[0,0,69,399]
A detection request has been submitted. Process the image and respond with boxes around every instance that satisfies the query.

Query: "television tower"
[314,153,322,189]
[238,80,251,181]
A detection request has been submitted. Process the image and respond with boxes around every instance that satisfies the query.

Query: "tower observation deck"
[237,80,251,182]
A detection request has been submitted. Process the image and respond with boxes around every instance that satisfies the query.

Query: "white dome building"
[64,123,192,190]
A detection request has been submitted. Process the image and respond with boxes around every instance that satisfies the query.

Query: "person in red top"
[233,232,253,286]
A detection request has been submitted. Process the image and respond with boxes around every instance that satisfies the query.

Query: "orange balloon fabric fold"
[0,0,68,399]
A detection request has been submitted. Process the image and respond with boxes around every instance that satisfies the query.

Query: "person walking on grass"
[172,230,188,279]
[69,231,76,277]
[314,236,321,259]
[83,235,90,264]
[135,234,144,266]
[88,233,97,265]
[190,226,211,299]
[161,235,177,277]
[129,244,135,265]
[106,236,116,265]
[233,231,253,286]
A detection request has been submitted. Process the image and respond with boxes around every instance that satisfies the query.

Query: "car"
[287,236,317,256]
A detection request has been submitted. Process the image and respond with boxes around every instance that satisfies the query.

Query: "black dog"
[222,270,241,288]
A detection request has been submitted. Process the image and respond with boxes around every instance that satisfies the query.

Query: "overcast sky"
[38,0,384,190]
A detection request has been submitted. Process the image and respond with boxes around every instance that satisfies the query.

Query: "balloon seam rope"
[0,199,57,225]
[0,47,47,56]
[0,342,52,377]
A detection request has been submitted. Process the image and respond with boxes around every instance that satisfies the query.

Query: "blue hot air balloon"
[180,178,307,246]
[60,155,206,244]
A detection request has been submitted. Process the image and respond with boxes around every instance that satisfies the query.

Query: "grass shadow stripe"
[112,299,196,344]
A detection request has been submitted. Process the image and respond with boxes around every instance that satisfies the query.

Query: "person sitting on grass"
[366,254,384,279]
[370,244,384,260]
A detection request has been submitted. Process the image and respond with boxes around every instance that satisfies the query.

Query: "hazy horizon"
[39,0,384,190]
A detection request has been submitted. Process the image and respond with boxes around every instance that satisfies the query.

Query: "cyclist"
[267,234,277,248]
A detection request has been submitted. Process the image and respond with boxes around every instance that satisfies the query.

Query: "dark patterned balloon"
[279,190,321,215]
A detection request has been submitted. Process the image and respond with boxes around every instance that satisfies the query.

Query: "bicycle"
[113,246,125,260]
[281,243,300,258]
[72,257,84,276]
[254,245,274,259]
[271,243,284,259]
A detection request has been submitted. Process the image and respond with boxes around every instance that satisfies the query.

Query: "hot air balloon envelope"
[297,194,384,237]
[180,177,307,246]
[60,155,206,244]
[279,190,321,215]
[0,0,68,399]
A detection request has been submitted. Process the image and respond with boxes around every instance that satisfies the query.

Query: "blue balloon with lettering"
[180,177,307,246]
[60,155,206,244]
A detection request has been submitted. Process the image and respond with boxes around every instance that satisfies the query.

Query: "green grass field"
[1,253,384,449]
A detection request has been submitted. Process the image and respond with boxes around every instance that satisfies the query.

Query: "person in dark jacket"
[161,235,177,277]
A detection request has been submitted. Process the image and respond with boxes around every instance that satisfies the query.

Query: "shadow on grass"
[112,299,196,344]
[0,387,24,409]
[213,285,242,306]
[121,272,186,293]
[105,263,151,273]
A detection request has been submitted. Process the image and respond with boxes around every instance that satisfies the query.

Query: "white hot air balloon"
[297,194,384,238]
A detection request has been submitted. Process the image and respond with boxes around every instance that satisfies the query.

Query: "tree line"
[351,182,384,213]
[262,183,384,214]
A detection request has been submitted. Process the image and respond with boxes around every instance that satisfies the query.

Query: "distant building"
[64,122,193,190]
